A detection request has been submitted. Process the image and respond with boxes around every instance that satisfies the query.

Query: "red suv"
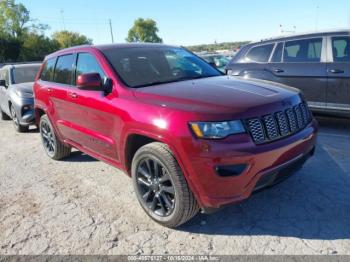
[34,44,318,227]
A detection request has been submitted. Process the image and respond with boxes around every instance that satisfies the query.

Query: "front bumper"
[178,119,318,209]
[12,97,35,125]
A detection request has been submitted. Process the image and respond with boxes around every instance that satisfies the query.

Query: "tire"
[131,142,199,228]
[10,104,28,132]
[0,107,11,120]
[39,114,71,160]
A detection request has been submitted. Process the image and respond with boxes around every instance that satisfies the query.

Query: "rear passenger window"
[283,38,322,62]
[243,44,274,63]
[53,54,75,85]
[271,42,283,63]
[332,36,350,62]
[40,58,56,81]
[76,53,106,80]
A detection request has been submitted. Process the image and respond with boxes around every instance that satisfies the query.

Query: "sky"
[21,0,350,46]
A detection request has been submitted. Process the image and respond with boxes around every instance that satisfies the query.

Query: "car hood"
[133,76,301,116]
[11,82,34,94]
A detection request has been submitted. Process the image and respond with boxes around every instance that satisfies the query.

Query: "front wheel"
[10,104,28,132]
[131,142,199,228]
[39,114,71,160]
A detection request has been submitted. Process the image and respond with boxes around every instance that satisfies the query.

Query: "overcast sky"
[21,0,350,45]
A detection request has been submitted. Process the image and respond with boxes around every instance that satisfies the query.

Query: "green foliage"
[126,18,162,43]
[0,36,21,62]
[19,33,59,61]
[186,41,250,53]
[52,30,93,49]
[0,1,92,63]
[0,0,30,38]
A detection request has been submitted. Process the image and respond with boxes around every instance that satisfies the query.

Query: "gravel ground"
[0,116,349,255]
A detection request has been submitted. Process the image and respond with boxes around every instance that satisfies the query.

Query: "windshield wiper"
[133,75,219,88]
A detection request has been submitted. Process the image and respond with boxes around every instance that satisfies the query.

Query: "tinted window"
[0,69,9,86]
[271,42,283,63]
[332,36,350,62]
[283,38,322,62]
[41,58,56,81]
[243,44,274,63]
[53,54,75,85]
[13,65,40,84]
[102,47,221,88]
[76,53,106,80]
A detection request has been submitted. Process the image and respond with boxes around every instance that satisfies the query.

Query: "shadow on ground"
[62,151,99,162]
[180,116,350,240]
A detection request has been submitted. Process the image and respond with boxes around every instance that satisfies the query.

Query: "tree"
[0,36,21,62]
[0,0,30,38]
[126,18,162,43]
[19,33,59,61]
[52,30,92,49]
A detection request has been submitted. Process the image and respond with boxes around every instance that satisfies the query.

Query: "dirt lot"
[0,116,349,255]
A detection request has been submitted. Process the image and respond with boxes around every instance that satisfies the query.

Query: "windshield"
[102,46,222,88]
[12,65,40,84]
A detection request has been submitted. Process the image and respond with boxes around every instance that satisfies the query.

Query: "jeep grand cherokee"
[34,44,317,227]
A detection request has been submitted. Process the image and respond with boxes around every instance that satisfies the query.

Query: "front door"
[326,35,350,111]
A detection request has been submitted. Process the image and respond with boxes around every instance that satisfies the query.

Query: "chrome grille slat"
[247,102,312,145]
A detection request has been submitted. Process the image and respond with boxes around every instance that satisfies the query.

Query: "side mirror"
[76,73,102,91]
[0,79,6,87]
[208,62,217,68]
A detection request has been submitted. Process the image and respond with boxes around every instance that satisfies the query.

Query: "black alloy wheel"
[136,157,176,217]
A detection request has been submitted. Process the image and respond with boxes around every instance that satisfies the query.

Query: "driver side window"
[0,69,10,87]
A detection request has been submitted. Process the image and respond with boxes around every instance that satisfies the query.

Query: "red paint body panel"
[34,45,318,209]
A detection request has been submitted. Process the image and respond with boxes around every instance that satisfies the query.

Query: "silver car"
[0,63,41,132]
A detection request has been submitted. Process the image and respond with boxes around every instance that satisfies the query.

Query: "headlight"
[189,120,245,139]
[15,90,33,98]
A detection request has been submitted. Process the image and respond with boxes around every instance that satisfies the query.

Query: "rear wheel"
[132,142,199,228]
[10,104,28,132]
[39,114,71,160]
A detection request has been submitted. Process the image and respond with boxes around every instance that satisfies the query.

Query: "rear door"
[326,35,350,111]
[47,54,77,140]
[63,52,118,161]
[266,37,327,108]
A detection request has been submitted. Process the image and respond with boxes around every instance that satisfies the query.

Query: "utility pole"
[315,6,319,31]
[109,19,114,43]
[60,9,66,30]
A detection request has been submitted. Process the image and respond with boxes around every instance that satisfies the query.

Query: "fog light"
[215,164,247,177]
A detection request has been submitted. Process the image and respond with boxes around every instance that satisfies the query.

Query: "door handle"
[273,68,284,73]
[47,88,52,92]
[328,69,344,74]
[68,92,78,99]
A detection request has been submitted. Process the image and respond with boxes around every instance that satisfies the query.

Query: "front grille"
[246,102,312,145]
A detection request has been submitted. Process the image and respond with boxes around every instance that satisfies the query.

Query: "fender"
[121,128,203,207]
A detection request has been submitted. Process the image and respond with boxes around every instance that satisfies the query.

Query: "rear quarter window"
[242,44,274,63]
[40,58,56,81]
